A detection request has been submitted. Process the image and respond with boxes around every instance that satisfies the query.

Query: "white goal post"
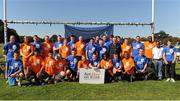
[3,0,155,44]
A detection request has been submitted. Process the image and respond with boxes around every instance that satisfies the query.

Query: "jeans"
[165,62,175,79]
[153,60,162,78]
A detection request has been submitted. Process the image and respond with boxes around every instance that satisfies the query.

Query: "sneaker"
[54,80,58,84]
[129,76,133,82]
[166,78,171,82]
[45,77,49,82]
[18,81,21,87]
[31,78,35,83]
[144,75,148,80]
[158,77,162,80]
[170,78,175,83]
[118,76,122,81]
[6,80,9,84]
[41,82,46,86]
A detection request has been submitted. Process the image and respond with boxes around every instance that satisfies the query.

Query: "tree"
[0,19,20,43]
[50,34,57,43]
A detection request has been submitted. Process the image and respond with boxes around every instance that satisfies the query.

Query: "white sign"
[79,68,105,84]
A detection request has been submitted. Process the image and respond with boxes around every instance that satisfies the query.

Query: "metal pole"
[152,0,155,41]
[3,0,7,44]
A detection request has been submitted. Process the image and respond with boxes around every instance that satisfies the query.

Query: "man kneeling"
[5,52,24,86]
[26,50,44,85]
[134,48,149,80]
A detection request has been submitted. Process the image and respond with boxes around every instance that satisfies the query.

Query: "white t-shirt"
[152,47,163,59]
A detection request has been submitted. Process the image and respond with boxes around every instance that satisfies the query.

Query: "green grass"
[0,44,180,100]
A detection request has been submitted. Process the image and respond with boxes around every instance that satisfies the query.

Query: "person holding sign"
[78,55,89,70]
[122,51,135,82]
[100,53,113,83]
[77,55,89,77]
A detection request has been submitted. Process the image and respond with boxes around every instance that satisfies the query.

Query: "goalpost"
[3,0,155,44]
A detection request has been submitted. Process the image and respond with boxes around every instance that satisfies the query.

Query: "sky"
[0,0,180,38]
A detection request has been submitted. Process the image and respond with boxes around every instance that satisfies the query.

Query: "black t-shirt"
[109,43,122,59]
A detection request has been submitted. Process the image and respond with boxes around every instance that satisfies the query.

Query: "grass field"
[0,44,180,100]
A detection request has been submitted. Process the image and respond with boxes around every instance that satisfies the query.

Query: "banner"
[64,25,113,42]
[79,68,105,84]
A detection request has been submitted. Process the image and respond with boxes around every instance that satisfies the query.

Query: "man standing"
[163,39,176,82]
[86,38,98,60]
[152,40,163,80]
[20,36,34,73]
[31,35,42,55]
[59,38,71,59]
[109,37,122,59]
[132,36,144,58]
[98,39,108,60]
[67,35,76,50]
[74,36,86,57]
[3,35,20,61]
[121,38,132,58]
[144,36,156,59]
[53,35,63,59]
[144,36,156,71]
[42,35,53,58]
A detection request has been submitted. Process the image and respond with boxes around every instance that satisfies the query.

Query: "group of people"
[3,34,178,86]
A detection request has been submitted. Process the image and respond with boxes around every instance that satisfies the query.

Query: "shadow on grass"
[175,74,180,80]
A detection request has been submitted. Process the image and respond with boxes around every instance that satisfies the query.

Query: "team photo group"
[3,33,178,86]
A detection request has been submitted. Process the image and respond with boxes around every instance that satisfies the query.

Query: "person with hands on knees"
[26,50,44,85]
[54,54,67,83]
[134,48,148,80]
[100,53,113,83]
[5,52,24,86]
[65,49,81,81]
[112,53,123,81]
[89,53,100,70]
[122,51,135,82]
[39,51,57,84]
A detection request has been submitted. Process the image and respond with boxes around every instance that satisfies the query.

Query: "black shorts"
[69,68,77,76]
[41,72,53,79]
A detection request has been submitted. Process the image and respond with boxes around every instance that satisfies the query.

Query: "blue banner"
[64,25,113,42]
